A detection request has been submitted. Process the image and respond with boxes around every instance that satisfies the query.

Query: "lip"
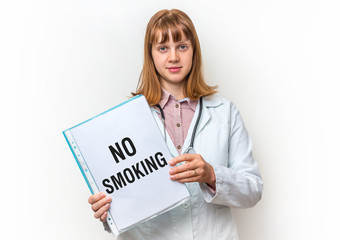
[167,67,182,73]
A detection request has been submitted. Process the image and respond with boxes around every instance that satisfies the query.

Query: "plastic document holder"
[63,95,190,236]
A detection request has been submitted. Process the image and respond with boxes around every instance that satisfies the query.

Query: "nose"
[169,49,179,62]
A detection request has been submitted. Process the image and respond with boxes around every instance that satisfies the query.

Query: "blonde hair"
[132,9,217,105]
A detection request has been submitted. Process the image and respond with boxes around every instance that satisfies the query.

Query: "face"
[151,31,193,90]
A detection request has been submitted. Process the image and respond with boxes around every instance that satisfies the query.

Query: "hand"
[169,154,216,189]
[88,192,112,222]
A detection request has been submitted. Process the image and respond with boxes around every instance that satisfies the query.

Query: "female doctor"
[88,9,263,240]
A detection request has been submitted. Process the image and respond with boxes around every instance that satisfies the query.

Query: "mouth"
[167,67,182,73]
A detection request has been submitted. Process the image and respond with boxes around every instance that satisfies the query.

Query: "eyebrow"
[176,39,190,44]
[154,39,190,46]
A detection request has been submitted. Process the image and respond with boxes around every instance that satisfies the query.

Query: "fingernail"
[107,197,111,202]
[169,169,173,174]
[169,160,174,164]
[106,204,110,208]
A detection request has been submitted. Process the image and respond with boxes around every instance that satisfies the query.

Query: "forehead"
[151,25,190,44]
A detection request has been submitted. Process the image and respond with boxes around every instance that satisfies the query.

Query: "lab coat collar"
[202,94,224,108]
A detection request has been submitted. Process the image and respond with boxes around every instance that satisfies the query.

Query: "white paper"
[64,95,190,233]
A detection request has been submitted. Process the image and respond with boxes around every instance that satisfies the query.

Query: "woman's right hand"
[88,192,112,222]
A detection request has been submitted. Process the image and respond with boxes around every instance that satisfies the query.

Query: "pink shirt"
[156,88,198,154]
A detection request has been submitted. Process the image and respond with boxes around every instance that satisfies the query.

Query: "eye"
[178,45,188,50]
[159,46,167,52]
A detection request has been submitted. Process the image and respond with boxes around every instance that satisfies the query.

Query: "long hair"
[132,9,217,105]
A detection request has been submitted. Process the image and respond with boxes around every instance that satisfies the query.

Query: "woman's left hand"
[169,154,216,190]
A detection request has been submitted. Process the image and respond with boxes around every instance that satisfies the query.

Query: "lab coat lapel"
[181,96,223,153]
[194,103,211,140]
[181,98,211,153]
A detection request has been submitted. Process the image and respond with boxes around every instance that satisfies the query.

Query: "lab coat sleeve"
[199,102,263,208]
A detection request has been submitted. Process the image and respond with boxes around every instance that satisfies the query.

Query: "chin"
[167,76,186,83]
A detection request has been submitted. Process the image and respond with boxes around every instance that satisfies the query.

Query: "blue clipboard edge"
[63,131,93,194]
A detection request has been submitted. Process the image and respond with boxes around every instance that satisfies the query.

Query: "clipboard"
[63,95,190,236]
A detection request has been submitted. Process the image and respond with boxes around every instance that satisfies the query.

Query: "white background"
[1,0,340,239]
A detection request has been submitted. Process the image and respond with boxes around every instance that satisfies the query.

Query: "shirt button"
[177,145,181,150]
[176,123,181,127]
[182,203,189,209]
[175,104,179,108]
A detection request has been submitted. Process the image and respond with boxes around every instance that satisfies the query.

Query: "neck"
[160,81,186,100]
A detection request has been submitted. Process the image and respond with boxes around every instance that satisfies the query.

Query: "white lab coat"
[117,95,263,240]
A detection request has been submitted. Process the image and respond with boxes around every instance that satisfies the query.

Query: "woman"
[89,9,263,240]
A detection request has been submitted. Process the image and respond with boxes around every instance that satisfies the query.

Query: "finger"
[91,196,112,212]
[170,169,198,181]
[169,161,195,175]
[100,211,108,222]
[178,177,200,183]
[88,192,106,204]
[169,154,195,166]
[94,203,110,219]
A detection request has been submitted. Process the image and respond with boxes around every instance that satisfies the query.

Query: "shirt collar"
[159,88,198,111]
[158,88,171,109]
